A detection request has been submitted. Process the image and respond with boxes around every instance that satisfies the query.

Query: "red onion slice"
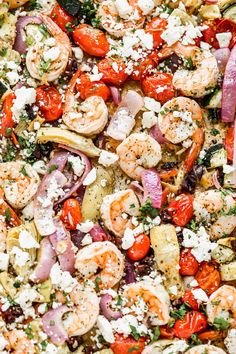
[14,16,42,54]
[42,305,70,345]
[49,219,75,273]
[109,86,121,105]
[150,124,169,144]
[100,294,122,320]
[31,237,57,283]
[233,121,236,187]
[90,224,110,241]
[212,171,222,189]
[48,151,70,172]
[222,44,236,122]
[129,181,144,204]
[141,169,162,208]
[213,48,231,72]
[125,260,136,284]
[205,0,218,3]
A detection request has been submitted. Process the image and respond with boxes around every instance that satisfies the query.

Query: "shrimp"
[224,329,236,354]
[185,345,226,354]
[100,189,140,237]
[0,161,40,209]
[116,133,162,181]
[5,330,35,354]
[75,241,124,289]
[171,42,219,98]
[0,219,7,252]
[123,282,170,325]
[63,285,100,336]
[3,0,29,9]
[97,0,145,38]
[193,190,236,240]
[63,69,108,136]
[26,14,71,83]
[206,285,236,328]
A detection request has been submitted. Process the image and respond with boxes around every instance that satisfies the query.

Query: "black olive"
[25,104,35,120]
[39,142,54,158]
[182,165,204,193]
[1,304,23,324]
[66,336,84,352]
[161,162,178,170]
[65,58,78,78]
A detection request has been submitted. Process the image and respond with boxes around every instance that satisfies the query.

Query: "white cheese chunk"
[19,230,39,249]
[99,150,119,167]
[216,32,232,48]
[97,315,115,343]
[192,288,209,302]
[83,168,97,186]
[0,252,9,271]
[43,46,60,61]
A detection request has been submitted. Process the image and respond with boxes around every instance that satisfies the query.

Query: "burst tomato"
[195,262,221,295]
[60,198,82,230]
[159,325,175,339]
[76,73,110,101]
[1,92,15,137]
[145,17,167,49]
[110,335,145,354]
[141,72,175,105]
[97,58,128,86]
[179,249,199,276]
[127,233,150,261]
[166,194,194,227]
[174,311,207,339]
[182,289,199,310]
[198,330,226,342]
[224,126,234,162]
[36,85,62,121]
[50,3,75,33]
[130,56,157,81]
[73,24,109,57]
[202,19,236,49]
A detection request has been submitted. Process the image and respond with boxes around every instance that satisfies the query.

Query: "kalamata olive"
[65,58,78,78]
[66,336,83,352]
[1,304,23,324]
[182,165,204,193]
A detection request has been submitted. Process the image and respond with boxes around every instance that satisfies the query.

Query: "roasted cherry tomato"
[174,311,207,339]
[166,194,194,227]
[159,325,175,339]
[182,289,199,310]
[110,334,145,354]
[141,72,175,105]
[202,19,236,49]
[127,233,150,261]
[50,3,75,33]
[195,262,221,295]
[36,85,62,121]
[1,92,15,137]
[145,17,167,49]
[179,249,199,276]
[73,24,109,57]
[130,56,157,81]
[97,58,128,86]
[60,198,82,230]
[224,126,234,162]
[198,330,226,342]
[76,73,110,101]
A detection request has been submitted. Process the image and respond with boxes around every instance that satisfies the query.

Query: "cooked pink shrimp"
[5,330,35,354]
[3,0,29,8]
[0,219,7,252]
[185,344,226,354]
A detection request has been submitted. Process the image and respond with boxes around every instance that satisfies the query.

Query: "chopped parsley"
[20,165,28,176]
[138,198,159,224]
[210,128,220,136]
[170,303,190,320]
[48,164,58,173]
[5,208,11,222]
[128,346,140,353]
[13,280,21,288]
[40,341,48,351]
[152,325,160,342]
[94,276,102,291]
[213,317,230,330]
[190,334,202,346]
[130,325,140,341]
[25,325,34,339]
[226,206,236,216]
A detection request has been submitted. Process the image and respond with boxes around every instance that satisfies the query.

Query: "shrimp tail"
[183,128,205,173]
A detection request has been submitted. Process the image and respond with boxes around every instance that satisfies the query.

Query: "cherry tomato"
[198,330,226,342]
[202,20,219,49]
[130,56,157,81]
[182,289,199,310]
[174,311,207,339]
[217,19,236,48]
[1,92,15,137]
[60,198,82,230]
[202,19,236,49]
[166,194,194,227]
[76,73,110,101]
[224,126,234,162]
[159,169,178,181]
[73,24,109,57]
[159,325,175,339]
[110,335,145,354]
[161,187,170,207]
[141,72,175,105]
[179,249,199,276]
[127,233,150,261]
[145,17,167,49]
[36,85,62,121]
[50,3,75,33]
[97,58,128,86]
[195,262,221,295]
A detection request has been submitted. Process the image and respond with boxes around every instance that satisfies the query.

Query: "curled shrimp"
[186,345,226,354]
[63,69,108,136]
[26,14,71,82]
[193,190,236,240]
[0,219,7,252]
[0,161,40,209]
[63,285,100,337]
[75,241,124,289]
[5,330,35,354]
[123,281,170,326]
[206,285,236,328]
[100,189,140,237]
[116,133,162,181]
[3,0,29,8]
[97,0,145,38]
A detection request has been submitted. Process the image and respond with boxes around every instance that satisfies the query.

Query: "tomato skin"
[174,311,207,339]
[202,19,236,49]
[198,330,225,342]
[110,335,145,354]
[179,249,199,276]
[1,93,15,137]
[36,86,62,121]
[73,25,109,57]
[182,290,199,310]
[130,56,157,81]
[141,72,175,105]
[50,3,75,33]
[60,199,82,230]
[145,17,167,49]
[127,234,150,261]
[97,58,128,86]
[159,325,175,339]
[166,194,193,227]
[76,73,110,101]
[224,127,234,162]
[195,262,221,295]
